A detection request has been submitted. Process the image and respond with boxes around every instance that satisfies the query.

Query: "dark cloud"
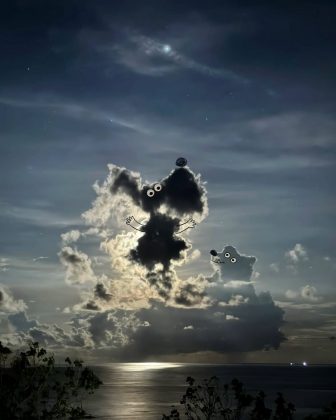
[162,167,206,215]
[129,213,188,270]
[109,162,207,299]
[211,245,256,281]
[85,300,101,311]
[59,246,95,285]
[85,310,145,348]
[7,311,92,348]
[110,301,285,360]
[174,283,208,307]
[110,164,206,216]
[94,283,112,301]
[146,270,175,300]
[110,166,141,207]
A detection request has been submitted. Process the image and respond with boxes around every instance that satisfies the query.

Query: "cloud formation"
[59,246,96,285]
[285,243,308,263]
[210,245,256,281]
[285,284,320,302]
[86,161,208,299]
[0,284,27,314]
[55,160,285,360]
[104,31,246,82]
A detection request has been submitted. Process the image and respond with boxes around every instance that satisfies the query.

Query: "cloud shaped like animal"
[210,245,256,281]
[109,161,207,298]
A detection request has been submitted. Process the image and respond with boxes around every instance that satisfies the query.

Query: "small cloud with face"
[210,245,256,281]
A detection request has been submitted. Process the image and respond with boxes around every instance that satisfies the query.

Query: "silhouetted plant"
[304,401,336,420]
[163,376,295,420]
[0,341,102,420]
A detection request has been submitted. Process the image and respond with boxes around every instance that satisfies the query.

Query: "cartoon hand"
[190,218,196,228]
[125,216,134,225]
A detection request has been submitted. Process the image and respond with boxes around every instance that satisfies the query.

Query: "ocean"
[82,364,336,419]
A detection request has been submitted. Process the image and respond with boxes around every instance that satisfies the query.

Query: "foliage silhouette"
[162,376,295,420]
[304,401,336,420]
[0,341,102,420]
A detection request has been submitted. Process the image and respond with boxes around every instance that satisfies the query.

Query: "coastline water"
[82,363,336,419]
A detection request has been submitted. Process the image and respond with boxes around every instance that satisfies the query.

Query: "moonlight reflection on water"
[117,362,183,372]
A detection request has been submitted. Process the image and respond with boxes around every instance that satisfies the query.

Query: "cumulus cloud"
[61,229,81,244]
[94,282,112,302]
[109,298,284,360]
[0,285,27,314]
[285,285,320,302]
[301,285,320,302]
[174,280,210,308]
[72,161,208,301]
[7,311,94,348]
[59,246,96,285]
[54,158,285,360]
[286,243,308,263]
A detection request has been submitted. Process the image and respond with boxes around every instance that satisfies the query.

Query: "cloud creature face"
[111,165,206,216]
[211,245,256,281]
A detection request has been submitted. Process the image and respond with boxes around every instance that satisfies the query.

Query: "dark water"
[82,363,336,419]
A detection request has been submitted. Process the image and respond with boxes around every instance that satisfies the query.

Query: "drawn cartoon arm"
[125,216,145,232]
[128,216,146,226]
[176,218,196,234]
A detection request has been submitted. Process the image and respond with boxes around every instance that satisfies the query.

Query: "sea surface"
[82,364,336,419]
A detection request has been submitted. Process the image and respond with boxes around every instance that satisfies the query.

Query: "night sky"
[0,0,335,363]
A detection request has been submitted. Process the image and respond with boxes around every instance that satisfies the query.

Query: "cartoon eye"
[154,183,162,192]
[231,257,237,263]
[224,252,231,258]
[147,189,155,197]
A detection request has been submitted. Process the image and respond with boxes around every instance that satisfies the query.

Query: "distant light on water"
[118,362,182,372]
[303,361,308,366]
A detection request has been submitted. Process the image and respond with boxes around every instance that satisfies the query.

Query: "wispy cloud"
[92,29,246,82]
[0,202,82,228]
[0,96,150,134]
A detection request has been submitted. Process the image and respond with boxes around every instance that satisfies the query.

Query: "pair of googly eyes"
[224,252,237,263]
[146,183,162,197]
